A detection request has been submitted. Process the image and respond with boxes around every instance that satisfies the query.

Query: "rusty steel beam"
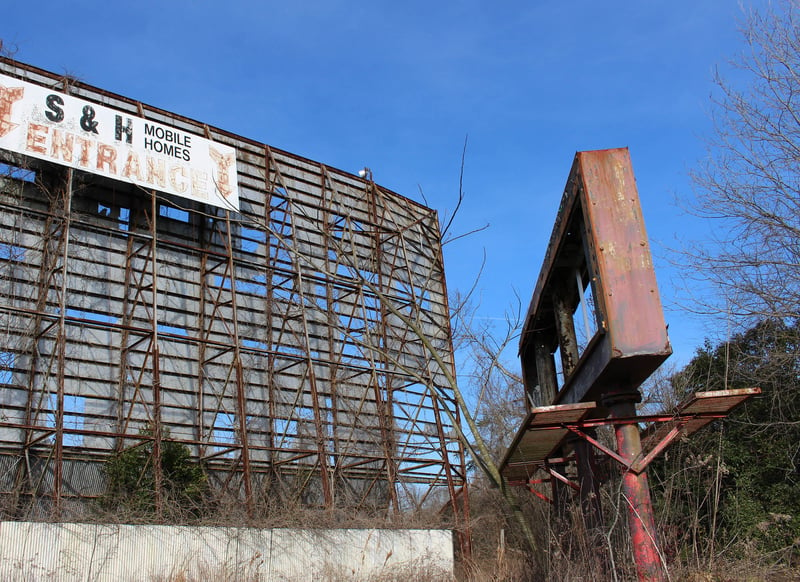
[542,463,580,493]
[527,478,553,504]
[222,210,255,513]
[148,190,165,518]
[519,148,671,407]
[52,168,74,517]
[571,430,603,532]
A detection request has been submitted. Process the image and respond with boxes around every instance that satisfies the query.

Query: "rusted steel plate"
[640,388,761,451]
[519,148,671,407]
[681,388,761,415]
[527,401,597,427]
[503,388,762,484]
[579,148,670,358]
[501,402,596,483]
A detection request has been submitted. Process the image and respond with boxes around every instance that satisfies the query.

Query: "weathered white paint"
[0,522,453,581]
[0,72,239,211]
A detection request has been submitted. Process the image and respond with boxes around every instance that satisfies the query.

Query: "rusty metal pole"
[571,430,607,576]
[550,285,580,526]
[53,167,74,518]
[604,392,665,582]
[149,190,164,518]
[572,430,603,532]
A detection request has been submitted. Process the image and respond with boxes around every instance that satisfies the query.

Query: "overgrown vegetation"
[102,427,207,520]
[641,0,800,576]
[457,2,800,575]
[151,559,455,582]
[651,319,800,570]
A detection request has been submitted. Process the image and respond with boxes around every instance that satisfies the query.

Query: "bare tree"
[688,0,800,322]
[671,12,800,567]
[450,290,525,464]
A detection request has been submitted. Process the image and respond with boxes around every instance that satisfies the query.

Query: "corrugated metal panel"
[501,402,594,484]
[640,388,761,451]
[0,522,453,581]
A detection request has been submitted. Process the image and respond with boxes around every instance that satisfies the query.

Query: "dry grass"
[151,558,455,582]
[11,473,798,581]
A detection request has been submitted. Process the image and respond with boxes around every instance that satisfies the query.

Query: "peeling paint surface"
[0,522,453,581]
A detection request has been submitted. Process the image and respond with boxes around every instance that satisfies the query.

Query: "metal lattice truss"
[0,59,466,519]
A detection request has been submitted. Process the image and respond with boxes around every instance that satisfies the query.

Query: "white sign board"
[0,72,239,211]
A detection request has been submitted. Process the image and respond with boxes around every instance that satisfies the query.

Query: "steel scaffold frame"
[0,58,467,543]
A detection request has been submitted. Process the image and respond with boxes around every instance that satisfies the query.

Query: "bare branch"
[686,1,800,325]
[440,135,468,241]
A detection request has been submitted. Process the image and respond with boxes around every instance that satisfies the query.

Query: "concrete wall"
[0,521,453,581]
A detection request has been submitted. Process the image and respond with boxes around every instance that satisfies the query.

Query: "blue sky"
[2,1,767,371]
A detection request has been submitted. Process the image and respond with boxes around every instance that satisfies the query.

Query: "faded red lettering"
[0,84,24,138]
[191,169,208,199]
[25,123,48,154]
[122,151,142,180]
[75,137,92,167]
[50,129,74,162]
[96,144,117,173]
[169,165,188,193]
[209,147,235,199]
[145,157,165,188]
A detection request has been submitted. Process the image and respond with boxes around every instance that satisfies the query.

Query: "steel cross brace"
[526,478,553,503]
[525,418,689,503]
[565,420,687,475]
[526,460,581,505]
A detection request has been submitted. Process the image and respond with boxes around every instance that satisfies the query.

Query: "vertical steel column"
[321,166,343,507]
[366,180,399,513]
[604,392,665,582]
[14,168,72,517]
[551,284,577,520]
[532,332,558,406]
[263,147,278,486]
[52,168,73,517]
[552,285,579,377]
[222,211,254,514]
[148,190,164,518]
[115,207,138,452]
[572,430,603,533]
[285,190,334,509]
[195,215,209,457]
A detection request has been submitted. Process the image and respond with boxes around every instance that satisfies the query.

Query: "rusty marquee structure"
[500,148,758,581]
[0,57,468,526]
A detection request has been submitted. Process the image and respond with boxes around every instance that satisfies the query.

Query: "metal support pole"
[53,167,73,518]
[546,456,570,524]
[552,285,579,378]
[551,285,579,527]
[572,430,603,532]
[149,190,164,518]
[571,429,606,575]
[532,332,558,406]
[603,392,665,582]
[223,211,254,515]
[366,179,400,513]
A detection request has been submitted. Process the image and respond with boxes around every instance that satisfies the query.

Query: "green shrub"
[102,426,207,519]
